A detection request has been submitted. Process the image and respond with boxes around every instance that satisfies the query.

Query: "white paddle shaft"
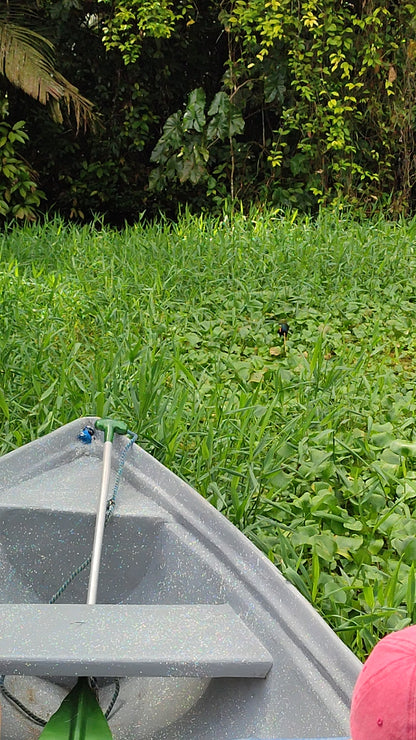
[87,440,112,605]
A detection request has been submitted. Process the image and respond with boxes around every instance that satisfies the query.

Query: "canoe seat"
[0,603,273,678]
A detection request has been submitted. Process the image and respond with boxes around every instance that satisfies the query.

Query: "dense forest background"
[1,0,416,224]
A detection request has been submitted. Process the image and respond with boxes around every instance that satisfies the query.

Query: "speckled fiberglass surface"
[0,418,361,739]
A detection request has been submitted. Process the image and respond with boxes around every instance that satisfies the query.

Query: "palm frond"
[0,10,95,130]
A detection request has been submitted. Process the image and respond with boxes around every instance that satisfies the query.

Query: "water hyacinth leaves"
[39,678,113,739]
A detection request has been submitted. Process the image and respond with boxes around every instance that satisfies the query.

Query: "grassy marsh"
[2,210,416,659]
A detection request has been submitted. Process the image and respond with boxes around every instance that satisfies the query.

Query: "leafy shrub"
[0,98,45,221]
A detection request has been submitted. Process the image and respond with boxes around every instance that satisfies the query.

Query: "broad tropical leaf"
[39,678,114,739]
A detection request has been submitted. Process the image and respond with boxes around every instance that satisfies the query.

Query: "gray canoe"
[0,417,360,739]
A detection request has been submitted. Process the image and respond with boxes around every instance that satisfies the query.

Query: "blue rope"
[104,430,137,523]
[0,427,137,725]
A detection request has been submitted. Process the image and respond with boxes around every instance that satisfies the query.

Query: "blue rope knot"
[78,426,95,444]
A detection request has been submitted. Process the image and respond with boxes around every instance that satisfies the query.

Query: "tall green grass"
[2,209,416,659]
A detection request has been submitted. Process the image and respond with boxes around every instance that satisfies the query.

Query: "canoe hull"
[0,418,360,739]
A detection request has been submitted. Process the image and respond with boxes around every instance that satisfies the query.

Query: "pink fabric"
[350,624,416,739]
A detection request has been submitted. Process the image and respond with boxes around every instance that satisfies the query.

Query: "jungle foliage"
[1,0,416,222]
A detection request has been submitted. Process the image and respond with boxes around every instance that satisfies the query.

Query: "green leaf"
[380,448,401,465]
[368,538,384,555]
[159,111,184,149]
[267,469,292,490]
[392,536,416,563]
[207,91,227,117]
[207,92,244,140]
[39,678,113,739]
[390,439,416,457]
[323,580,347,604]
[370,423,395,448]
[362,585,375,609]
[283,566,311,600]
[313,533,337,561]
[343,519,363,531]
[407,562,415,618]
[183,88,206,132]
[228,108,245,137]
[311,548,320,601]
[0,387,9,419]
[334,535,363,558]
[386,557,404,608]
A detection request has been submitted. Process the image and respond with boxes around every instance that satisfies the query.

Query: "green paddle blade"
[39,678,113,740]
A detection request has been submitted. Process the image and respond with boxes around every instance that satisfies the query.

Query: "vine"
[221,0,416,211]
